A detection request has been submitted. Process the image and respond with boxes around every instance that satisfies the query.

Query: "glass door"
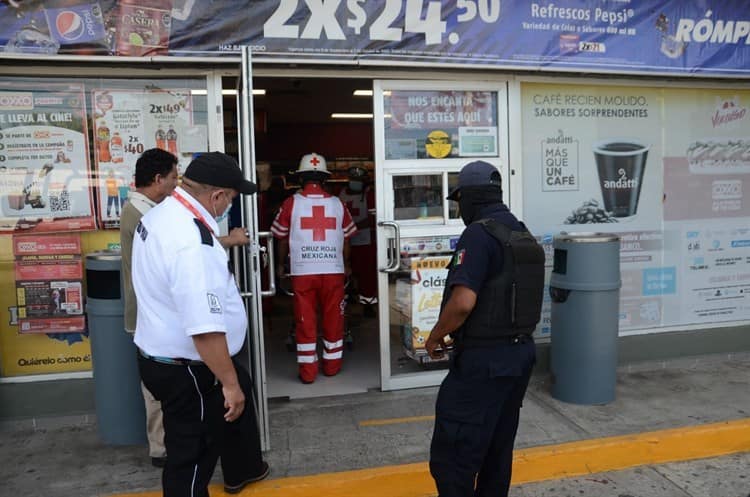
[237,47,273,450]
[373,80,509,391]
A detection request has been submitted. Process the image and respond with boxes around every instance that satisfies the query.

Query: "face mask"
[213,192,232,222]
[349,180,363,192]
[215,204,232,223]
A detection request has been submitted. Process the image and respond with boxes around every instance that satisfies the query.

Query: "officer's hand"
[223,383,246,422]
[228,227,250,247]
[425,335,445,360]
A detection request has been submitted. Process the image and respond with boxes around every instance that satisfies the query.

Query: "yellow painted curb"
[110,417,750,497]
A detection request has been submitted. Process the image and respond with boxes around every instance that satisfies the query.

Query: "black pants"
[138,356,264,497]
[430,339,536,497]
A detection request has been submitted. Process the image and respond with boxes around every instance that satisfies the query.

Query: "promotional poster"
[0,83,96,233]
[522,83,750,332]
[0,1,748,76]
[91,89,197,228]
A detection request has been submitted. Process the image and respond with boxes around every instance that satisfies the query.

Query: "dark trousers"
[430,340,535,497]
[138,356,264,497]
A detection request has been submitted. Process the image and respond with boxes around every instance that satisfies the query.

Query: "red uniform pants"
[291,273,346,382]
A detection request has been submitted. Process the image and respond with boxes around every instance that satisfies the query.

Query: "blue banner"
[1,1,748,76]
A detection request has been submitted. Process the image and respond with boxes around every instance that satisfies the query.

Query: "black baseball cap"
[447,160,502,200]
[184,152,257,195]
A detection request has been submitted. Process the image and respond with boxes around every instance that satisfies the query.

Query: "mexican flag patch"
[453,249,465,267]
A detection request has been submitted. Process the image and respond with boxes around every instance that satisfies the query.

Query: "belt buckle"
[511,335,521,344]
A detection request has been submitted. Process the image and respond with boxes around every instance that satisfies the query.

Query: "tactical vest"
[457,218,545,343]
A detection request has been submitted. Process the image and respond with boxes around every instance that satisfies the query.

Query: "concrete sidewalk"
[1,351,749,497]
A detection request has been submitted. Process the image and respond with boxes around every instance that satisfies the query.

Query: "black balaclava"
[458,185,503,225]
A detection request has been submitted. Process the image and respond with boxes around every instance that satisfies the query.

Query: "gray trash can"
[549,233,621,405]
[86,250,146,445]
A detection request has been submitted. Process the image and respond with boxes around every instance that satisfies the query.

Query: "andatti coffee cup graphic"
[593,139,649,217]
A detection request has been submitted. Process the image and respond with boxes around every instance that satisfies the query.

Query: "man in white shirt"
[133,152,268,496]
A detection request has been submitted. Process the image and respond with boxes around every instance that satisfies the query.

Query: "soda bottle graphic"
[97,122,111,163]
[111,132,124,163]
[166,125,178,155]
[155,126,167,150]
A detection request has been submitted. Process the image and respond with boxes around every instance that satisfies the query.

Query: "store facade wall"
[0,0,748,388]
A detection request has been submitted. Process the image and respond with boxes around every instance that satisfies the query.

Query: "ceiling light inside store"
[353,90,390,96]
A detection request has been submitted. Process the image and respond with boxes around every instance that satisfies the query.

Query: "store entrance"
[226,75,380,399]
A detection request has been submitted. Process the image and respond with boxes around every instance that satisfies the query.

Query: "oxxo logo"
[16,242,37,252]
[0,92,33,110]
[56,10,96,41]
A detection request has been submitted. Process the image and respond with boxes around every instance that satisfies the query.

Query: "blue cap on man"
[447,160,502,200]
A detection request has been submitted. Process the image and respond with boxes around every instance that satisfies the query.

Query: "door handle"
[378,221,401,273]
[258,231,276,297]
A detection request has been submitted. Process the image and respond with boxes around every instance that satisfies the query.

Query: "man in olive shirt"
[120,148,179,467]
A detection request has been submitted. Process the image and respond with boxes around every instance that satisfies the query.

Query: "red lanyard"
[172,189,214,235]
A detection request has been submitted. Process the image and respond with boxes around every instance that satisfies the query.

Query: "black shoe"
[151,456,167,468]
[363,304,376,318]
[224,462,270,494]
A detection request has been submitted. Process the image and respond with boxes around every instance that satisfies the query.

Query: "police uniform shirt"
[132,186,247,361]
[446,204,522,294]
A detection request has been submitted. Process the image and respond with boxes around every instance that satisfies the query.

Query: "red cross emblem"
[309,156,320,167]
[300,205,337,241]
[345,200,360,217]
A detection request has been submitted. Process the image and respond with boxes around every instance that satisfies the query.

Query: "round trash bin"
[549,232,621,405]
[86,250,146,445]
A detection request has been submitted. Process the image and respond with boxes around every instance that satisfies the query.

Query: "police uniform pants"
[291,273,346,382]
[138,356,264,497]
[429,340,536,497]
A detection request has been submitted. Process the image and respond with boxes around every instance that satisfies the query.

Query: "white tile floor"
[263,296,381,399]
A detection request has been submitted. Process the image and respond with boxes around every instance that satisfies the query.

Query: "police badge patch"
[207,293,222,314]
[453,249,466,267]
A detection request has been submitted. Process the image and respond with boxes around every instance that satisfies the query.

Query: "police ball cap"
[184,152,257,195]
[447,160,502,200]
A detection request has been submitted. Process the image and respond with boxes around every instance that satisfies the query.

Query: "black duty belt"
[458,334,534,349]
[139,349,205,366]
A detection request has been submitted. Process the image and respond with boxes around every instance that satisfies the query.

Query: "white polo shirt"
[132,186,247,360]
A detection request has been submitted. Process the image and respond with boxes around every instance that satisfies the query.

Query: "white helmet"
[296,152,330,175]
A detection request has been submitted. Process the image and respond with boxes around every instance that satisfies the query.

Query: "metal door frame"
[237,47,274,450]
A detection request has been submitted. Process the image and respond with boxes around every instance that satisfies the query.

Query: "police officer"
[133,152,268,497]
[426,161,544,497]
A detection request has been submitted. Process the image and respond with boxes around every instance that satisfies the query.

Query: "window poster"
[384,90,499,160]
[91,89,197,228]
[663,88,750,324]
[13,234,85,335]
[521,83,750,334]
[0,83,95,233]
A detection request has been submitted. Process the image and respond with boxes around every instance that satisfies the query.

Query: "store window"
[0,75,209,379]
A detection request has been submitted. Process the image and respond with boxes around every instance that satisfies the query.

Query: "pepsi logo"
[56,11,85,41]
